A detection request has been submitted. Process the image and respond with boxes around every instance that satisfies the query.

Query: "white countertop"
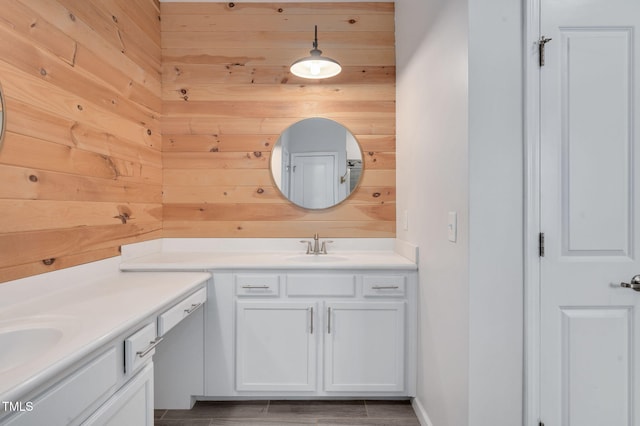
[0,270,211,404]
[119,250,418,271]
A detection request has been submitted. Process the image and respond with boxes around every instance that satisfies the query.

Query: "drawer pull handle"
[310,306,314,334]
[136,337,163,358]
[327,307,332,334]
[372,285,400,290]
[242,285,270,289]
[184,302,202,314]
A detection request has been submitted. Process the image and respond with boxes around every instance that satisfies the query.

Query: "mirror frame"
[0,80,5,151]
[269,118,364,210]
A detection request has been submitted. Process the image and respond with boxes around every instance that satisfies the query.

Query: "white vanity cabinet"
[4,322,157,426]
[234,273,317,391]
[208,269,417,398]
[0,277,209,425]
[154,287,207,409]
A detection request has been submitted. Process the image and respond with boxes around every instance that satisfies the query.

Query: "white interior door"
[290,152,337,209]
[540,0,640,424]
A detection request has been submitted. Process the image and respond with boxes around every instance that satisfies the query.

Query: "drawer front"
[125,322,158,375]
[235,274,280,297]
[363,275,406,297]
[6,348,118,426]
[158,287,207,336]
[286,274,356,297]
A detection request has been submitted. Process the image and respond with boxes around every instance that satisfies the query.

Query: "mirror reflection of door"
[281,146,291,199]
[0,81,4,149]
[290,152,338,209]
[270,118,363,209]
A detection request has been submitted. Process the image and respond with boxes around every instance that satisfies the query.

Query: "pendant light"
[290,26,342,79]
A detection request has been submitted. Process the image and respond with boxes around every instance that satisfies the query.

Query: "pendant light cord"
[313,25,318,50]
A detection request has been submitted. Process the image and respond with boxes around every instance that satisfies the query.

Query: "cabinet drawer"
[158,287,206,336]
[125,322,158,375]
[235,274,280,297]
[363,275,406,297]
[287,274,356,297]
[6,348,118,426]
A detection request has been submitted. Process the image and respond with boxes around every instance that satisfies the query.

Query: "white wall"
[467,0,523,424]
[397,0,524,425]
[396,1,470,425]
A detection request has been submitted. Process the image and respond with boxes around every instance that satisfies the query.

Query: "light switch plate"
[447,211,457,242]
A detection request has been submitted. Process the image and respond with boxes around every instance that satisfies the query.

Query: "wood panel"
[0,222,162,269]
[161,13,394,33]
[0,200,162,233]
[162,134,395,153]
[162,117,395,136]
[162,64,395,85]
[0,247,122,284]
[0,0,162,283]
[162,221,395,238]
[162,2,395,239]
[161,2,394,15]
[162,100,395,118]
[162,31,395,49]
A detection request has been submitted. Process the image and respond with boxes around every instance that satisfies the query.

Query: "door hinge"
[539,232,545,257]
[539,36,552,67]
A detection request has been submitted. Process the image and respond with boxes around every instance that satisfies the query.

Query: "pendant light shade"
[290,26,342,79]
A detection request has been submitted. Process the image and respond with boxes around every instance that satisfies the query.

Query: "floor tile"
[364,400,417,418]
[266,400,367,418]
[209,419,316,426]
[155,420,212,426]
[162,401,269,419]
[318,418,420,426]
[156,399,421,426]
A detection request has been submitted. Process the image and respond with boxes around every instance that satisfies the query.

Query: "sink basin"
[0,327,64,373]
[0,315,76,374]
[286,255,348,262]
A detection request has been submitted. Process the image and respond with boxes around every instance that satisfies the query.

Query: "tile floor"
[154,400,420,426]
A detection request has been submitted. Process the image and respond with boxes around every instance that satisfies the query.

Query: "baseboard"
[411,397,434,426]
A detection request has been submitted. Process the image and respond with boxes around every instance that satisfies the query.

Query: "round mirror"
[270,118,363,209]
[0,81,5,150]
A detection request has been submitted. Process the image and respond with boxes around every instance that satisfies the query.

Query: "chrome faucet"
[300,233,333,255]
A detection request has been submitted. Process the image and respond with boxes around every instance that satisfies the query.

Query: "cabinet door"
[236,301,317,391]
[324,302,405,392]
[83,362,154,426]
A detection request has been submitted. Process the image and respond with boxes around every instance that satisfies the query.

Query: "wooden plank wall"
[161,2,396,238]
[0,0,162,283]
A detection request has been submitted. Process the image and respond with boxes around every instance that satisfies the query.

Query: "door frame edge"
[523,0,542,425]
